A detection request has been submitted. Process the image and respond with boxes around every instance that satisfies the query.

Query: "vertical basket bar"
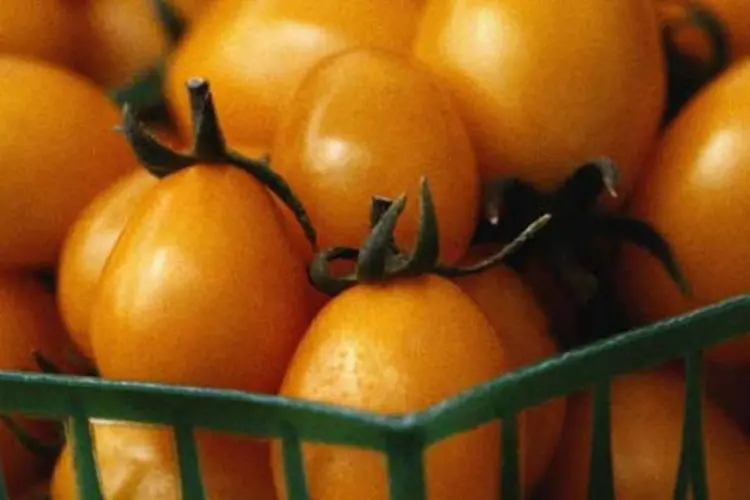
[673,351,709,500]
[588,380,614,500]
[500,415,520,500]
[386,431,426,500]
[281,424,309,500]
[69,415,103,500]
[174,423,206,500]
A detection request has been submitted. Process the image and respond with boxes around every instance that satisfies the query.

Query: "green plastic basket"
[1,295,749,500]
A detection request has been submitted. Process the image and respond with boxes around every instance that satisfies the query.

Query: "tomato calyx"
[660,0,730,123]
[121,78,318,251]
[310,178,551,296]
[476,159,690,347]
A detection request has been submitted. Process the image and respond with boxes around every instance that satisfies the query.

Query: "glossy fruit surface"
[453,252,565,490]
[90,164,312,393]
[0,56,137,268]
[78,0,168,88]
[273,274,510,500]
[51,421,277,500]
[618,58,750,366]
[0,272,82,495]
[542,368,750,499]
[165,0,422,149]
[272,48,479,264]
[413,0,665,198]
[57,169,158,360]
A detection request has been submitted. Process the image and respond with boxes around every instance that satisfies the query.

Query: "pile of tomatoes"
[2,0,750,498]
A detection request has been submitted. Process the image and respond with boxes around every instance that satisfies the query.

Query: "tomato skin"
[618,58,750,366]
[413,0,666,198]
[0,272,82,495]
[541,368,750,499]
[453,253,565,491]
[272,274,510,500]
[51,421,277,500]
[165,0,422,150]
[90,165,312,393]
[0,3,81,70]
[77,0,168,88]
[0,56,137,268]
[272,48,479,265]
[57,169,158,361]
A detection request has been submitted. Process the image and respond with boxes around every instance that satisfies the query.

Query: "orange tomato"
[541,368,750,499]
[0,3,81,70]
[77,0,168,89]
[657,0,750,62]
[453,251,565,491]
[698,0,750,61]
[272,274,511,500]
[272,48,479,265]
[57,169,158,361]
[618,58,750,366]
[0,56,137,268]
[165,0,423,150]
[90,164,313,393]
[0,272,82,495]
[169,0,215,22]
[51,421,277,500]
[413,0,666,199]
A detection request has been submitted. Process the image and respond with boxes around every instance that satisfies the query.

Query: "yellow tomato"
[78,0,168,88]
[165,0,423,150]
[57,169,158,360]
[413,0,666,199]
[0,56,138,268]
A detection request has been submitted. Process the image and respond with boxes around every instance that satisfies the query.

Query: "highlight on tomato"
[541,367,750,499]
[89,79,316,394]
[272,48,479,265]
[413,0,666,200]
[0,55,138,268]
[57,169,159,361]
[271,180,551,499]
[617,57,750,367]
[165,0,423,150]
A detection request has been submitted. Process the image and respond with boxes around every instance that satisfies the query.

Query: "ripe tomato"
[76,0,168,89]
[453,250,565,491]
[657,0,750,62]
[89,164,313,393]
[617,58,750,366]
[698,0,750,61]
[0,3,81,70]
[0,272,82,495]
[272,48,479,265]
[272,274,510,500]
[165,0,423,149]
[413,0,666,198]
[57,169,158,361]
[0,56,137,268]
[169,0,215,22]
[51,421,276,500]
[541,368,750,498]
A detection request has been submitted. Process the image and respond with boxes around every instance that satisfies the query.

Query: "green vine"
[121,78,318,251]
[310,178,551,296]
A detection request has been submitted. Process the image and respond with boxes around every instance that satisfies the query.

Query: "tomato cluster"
[1,1,750,498]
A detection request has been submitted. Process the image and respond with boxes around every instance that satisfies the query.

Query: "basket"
[1,295,749,500]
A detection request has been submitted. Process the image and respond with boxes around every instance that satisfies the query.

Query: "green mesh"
[1,295,748,500]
